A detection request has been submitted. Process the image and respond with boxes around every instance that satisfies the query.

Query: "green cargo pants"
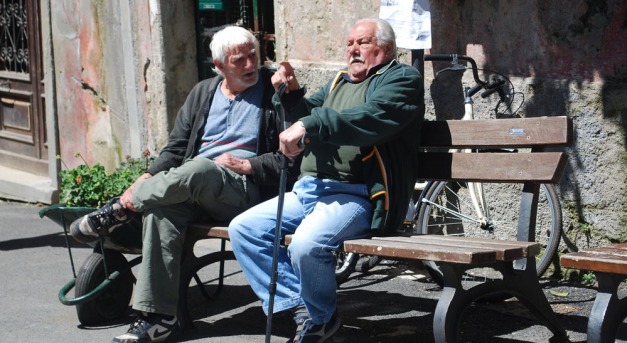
[130,156,260,316]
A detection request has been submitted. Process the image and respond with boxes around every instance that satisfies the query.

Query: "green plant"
[581,270,596,285]
[58,151,154,207]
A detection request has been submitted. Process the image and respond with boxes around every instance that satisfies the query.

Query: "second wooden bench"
[560,243,627,343]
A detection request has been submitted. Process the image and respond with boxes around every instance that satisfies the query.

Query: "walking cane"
[266,82,289,343]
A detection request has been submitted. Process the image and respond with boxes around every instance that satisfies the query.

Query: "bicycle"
[335,54,563,286]
[416,54,563,285]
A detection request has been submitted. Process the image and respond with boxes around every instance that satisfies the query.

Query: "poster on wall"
[379,0,431,50]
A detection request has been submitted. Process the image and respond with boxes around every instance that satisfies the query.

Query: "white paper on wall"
[379,0,432,50]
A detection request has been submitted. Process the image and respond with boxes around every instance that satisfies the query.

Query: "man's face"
[216,43,259,93]
[345,21,390,82]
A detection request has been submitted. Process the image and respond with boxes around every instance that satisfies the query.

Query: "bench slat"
[375,235,539,261]
[187,224,230,240]
[343,237,496,264]
[421,116,573,148]
[560,243,627,275]
[417,152,567,183]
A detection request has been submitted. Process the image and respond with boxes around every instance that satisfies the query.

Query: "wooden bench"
[560,243,627,343]
[177,116,573,342]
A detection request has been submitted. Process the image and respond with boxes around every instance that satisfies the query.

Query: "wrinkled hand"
[279,122,306,159]
[271,61,300,93]
[214,153,252,175]
[119,172,152,211]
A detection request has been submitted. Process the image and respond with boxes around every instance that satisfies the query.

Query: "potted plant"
[40,151,153,252]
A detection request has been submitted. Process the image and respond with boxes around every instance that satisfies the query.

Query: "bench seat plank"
[187,224,230,240]
[374,235,540,261]
[560,243,627,275]
[343,237,497,264]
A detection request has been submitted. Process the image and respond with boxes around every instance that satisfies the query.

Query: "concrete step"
[0,165,57,204]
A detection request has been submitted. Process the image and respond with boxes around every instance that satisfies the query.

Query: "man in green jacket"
[228,17,424,343]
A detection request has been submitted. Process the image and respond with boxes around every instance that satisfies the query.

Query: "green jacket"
[280,60,424,234]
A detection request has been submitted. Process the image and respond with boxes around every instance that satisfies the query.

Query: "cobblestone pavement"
[1,199,625,342]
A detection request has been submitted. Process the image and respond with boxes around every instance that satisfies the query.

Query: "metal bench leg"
[433,261,569,343]
[177,248,236,332]
[504,264,569,342]
[587,272,627,343]
[432,263,472,343]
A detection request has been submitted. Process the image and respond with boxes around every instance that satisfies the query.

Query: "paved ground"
[1,199,626,342]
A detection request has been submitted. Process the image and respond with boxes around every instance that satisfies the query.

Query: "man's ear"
[385,45,394,59]
[213,59,223,72]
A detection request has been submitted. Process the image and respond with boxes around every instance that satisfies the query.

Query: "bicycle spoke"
[421,197,484,225]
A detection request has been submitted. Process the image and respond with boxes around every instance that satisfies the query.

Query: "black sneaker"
[112,313,177,343]
[70,197,130,243]
[291,308,341,343]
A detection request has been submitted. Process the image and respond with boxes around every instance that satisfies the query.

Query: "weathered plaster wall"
[51,0,196,171]
[276,0,626,249]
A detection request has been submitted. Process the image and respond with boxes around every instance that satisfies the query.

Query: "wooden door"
[0,0,47,176]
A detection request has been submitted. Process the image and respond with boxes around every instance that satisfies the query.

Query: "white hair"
[210,26,260,72]
[355,18,398,59]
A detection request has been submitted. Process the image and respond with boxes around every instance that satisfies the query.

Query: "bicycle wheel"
[417,181,562,285]
[335,251,358,285]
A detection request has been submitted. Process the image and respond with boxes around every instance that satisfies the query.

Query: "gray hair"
[210,26,260,66]
[355,18,397,59]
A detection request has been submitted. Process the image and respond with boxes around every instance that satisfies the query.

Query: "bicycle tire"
[335,251,358,285]
[417,181,562,286]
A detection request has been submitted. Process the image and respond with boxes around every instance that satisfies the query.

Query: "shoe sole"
[319,316,342,342]
[69,217,99,244]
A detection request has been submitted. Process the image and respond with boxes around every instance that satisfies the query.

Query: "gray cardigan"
[147,67,299,200]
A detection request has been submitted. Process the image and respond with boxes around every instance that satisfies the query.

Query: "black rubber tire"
[75,249,133,326]
[417,181,563,287]
[355,255,381,273]
[335,251,358,285]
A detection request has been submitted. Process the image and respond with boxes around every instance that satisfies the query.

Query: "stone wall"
[47,0,625,250]
[275,0,627,249]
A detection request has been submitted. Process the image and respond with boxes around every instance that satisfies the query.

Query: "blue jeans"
[228,176,373,325]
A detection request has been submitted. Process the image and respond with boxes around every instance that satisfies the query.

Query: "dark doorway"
[0,0,47,176]
[195,0,275,80]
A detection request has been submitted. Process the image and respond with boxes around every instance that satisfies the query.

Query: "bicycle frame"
[419,54,511,232]
[418,81,492,230]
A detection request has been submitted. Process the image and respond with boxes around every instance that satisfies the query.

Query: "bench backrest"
[417,116,573,183]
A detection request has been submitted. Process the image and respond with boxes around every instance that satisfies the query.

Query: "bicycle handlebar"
[481,78,506,98]
[424,54,485,88]
[425,53,518,117]
[424,54,511,101]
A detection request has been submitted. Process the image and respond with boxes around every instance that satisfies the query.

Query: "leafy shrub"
[59,152,154,207]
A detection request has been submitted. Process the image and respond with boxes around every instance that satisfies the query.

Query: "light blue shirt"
[197,74,263,160]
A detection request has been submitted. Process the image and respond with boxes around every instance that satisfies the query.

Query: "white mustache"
[350,56,364,64]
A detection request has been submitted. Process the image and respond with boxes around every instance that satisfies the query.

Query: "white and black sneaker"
[112,313,177,343]
[70,197,131,243]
